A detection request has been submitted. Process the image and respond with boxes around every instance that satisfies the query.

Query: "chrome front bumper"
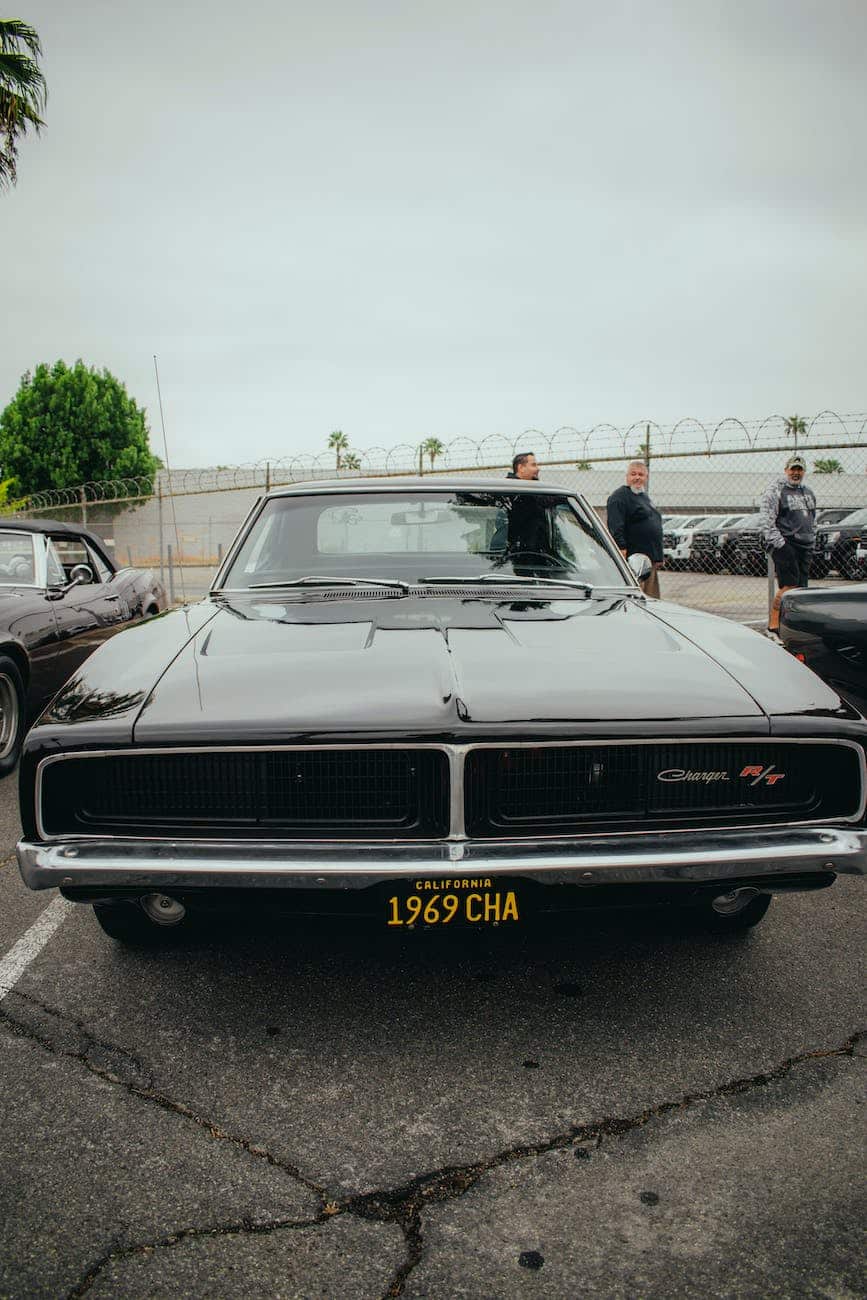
[16,826,867,893]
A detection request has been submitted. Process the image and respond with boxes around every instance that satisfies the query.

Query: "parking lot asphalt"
[0,773,864,1299]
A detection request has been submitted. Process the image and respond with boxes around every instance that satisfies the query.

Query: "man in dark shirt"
[605,461,664,597]
[506,452,540,480]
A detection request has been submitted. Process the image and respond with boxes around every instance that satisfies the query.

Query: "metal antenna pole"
[153,356,186,602]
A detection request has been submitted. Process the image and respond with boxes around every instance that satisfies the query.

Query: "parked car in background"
[15,478,867,947]
[663,515,727,570]
[780,584,867,714]
[0,519,166,775]
[688,515,751,573]
[731,517,833,579]
[823,508,867,581]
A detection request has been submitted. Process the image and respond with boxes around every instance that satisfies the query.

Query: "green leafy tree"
[328,429,348,469]
[813,458,843,474]
[576,459,592,470]
[0,19,46,188]
[0,360,161,497]
[342,451,361,471]
[422,437,444,470]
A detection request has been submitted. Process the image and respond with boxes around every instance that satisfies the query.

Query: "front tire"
[0,655,26,777]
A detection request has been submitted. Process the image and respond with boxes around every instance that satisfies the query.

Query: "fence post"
[418,445,424,476]
[167,543,175,605]
[157,480,165,585]
[79,487,87,528]
[217,542,223,564]
[265,462,271,492]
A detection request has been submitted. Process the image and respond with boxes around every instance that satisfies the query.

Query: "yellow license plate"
[386,880,520,927]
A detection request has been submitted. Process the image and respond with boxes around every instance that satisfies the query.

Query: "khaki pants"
[640,563,661,599]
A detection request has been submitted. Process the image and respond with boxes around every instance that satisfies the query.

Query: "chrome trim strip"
[34,737,867,842]
[446,745,466,839]
[17,826,867,892]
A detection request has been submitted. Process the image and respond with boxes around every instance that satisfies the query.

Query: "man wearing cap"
[759,453,817,637]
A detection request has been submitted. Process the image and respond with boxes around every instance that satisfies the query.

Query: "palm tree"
[784,414,807,449]
[342,451,361,471]
[422,437,444,470]
[813,458,843,474]
[0,19,47,189]
[328,430,348,470]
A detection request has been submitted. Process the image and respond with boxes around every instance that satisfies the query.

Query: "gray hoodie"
[759,476,817,549]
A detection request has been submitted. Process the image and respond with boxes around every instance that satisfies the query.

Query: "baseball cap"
[785,454,806,470]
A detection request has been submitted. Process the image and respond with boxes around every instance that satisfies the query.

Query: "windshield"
[0,532,36,585]
[837,507,867,526]
[220,491,627,589]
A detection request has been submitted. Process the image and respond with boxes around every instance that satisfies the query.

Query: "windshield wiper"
[419,574,594,594]
[248,576,409,592]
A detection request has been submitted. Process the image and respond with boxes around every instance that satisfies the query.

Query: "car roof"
[0,517,114,564]
[0,516,97,538]
[264,476,576,499]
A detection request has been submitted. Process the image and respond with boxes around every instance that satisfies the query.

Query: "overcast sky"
[2,0,865,468]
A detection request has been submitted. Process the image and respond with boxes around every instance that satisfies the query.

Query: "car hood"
[124,593,844,742]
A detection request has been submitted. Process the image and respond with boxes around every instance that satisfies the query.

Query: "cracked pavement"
[0,778,865,1298]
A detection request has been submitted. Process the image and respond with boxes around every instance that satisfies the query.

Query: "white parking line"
[0,896,75,1001]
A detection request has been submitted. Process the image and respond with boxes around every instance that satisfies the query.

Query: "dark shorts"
[772,541,812,588]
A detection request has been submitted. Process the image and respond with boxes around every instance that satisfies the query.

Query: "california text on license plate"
[386,877,520,928]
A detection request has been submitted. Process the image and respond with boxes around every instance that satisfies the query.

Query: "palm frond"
[0,20,43,58]
[0,53,47,111]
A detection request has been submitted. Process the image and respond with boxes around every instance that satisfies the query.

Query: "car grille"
[39,748,451,839]
[38,741,862,840]
[463,742,861,837]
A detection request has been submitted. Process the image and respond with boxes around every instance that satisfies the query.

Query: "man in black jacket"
[605,461,664,596]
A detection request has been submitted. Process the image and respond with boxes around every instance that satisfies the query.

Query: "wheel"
[690,892,772,934]
[92,896,190,947]
[0,654,27,778]
[841,553,864,581]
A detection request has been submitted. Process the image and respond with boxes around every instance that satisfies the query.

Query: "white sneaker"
[765,629,783,645]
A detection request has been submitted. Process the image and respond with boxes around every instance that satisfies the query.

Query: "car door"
[0,530,66,715]
[45,534,132,681]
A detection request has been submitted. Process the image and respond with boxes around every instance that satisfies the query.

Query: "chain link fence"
[7,411,867,624]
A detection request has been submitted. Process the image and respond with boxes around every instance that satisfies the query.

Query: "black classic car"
[15,479,867,944]
[0,519,166,775]
[779,584,867,714]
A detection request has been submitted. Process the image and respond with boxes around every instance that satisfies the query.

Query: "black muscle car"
[15,480,867,945]
[0,519,166,775]
[779,584,867,714]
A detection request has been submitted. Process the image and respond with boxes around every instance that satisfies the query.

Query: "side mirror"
[68,563,94,587]
[627,553,652,580]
